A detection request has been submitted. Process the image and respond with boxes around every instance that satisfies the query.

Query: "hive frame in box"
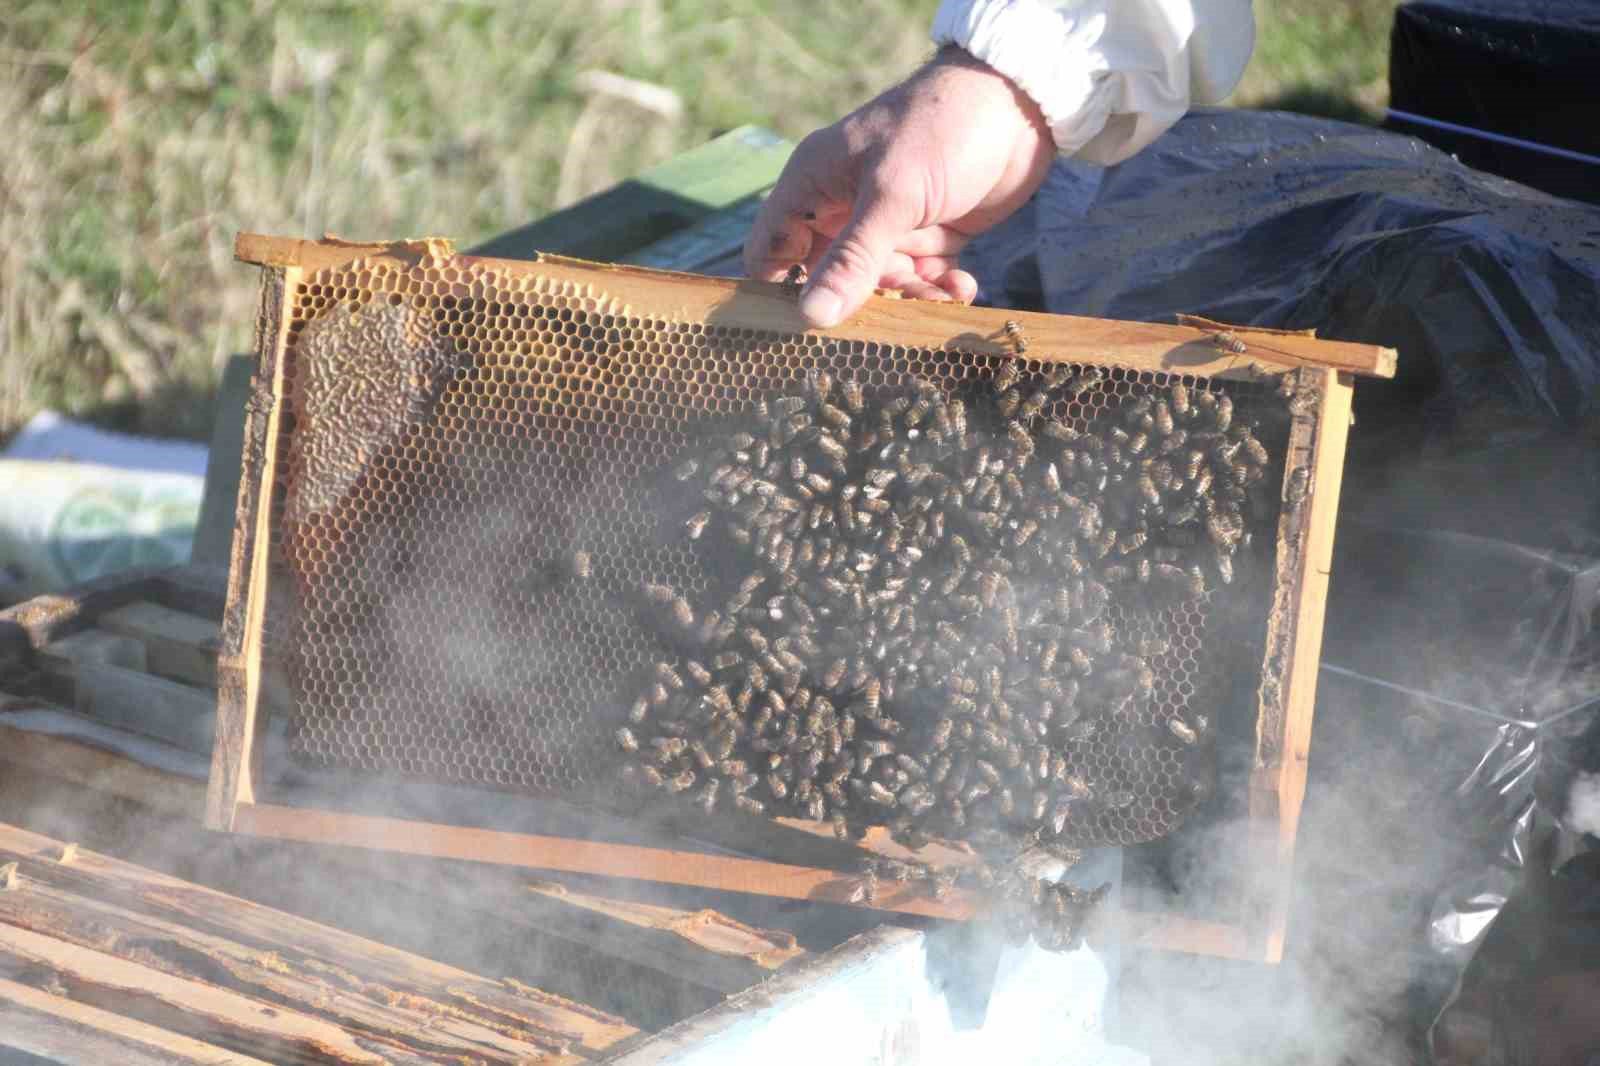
[208,234,1393,963]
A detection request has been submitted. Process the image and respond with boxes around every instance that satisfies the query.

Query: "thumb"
[801,179,909,329]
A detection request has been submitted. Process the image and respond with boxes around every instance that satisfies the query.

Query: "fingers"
[927,266,978,305]
[876,269,956,304]
[745,192,818,283]
[745,129,858,282]
[800,178,914,329]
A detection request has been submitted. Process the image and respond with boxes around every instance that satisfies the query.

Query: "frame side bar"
[205,265,298,831]
[1249,368,1354,962]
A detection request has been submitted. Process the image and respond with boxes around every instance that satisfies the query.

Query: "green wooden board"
[468,125,793,263]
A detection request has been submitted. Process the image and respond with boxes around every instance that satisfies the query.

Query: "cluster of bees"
[608,343,1273,948]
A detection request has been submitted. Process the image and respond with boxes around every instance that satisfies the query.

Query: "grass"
[1,0,1400,444]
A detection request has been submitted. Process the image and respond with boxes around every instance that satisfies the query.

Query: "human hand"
[745,47,1055,329]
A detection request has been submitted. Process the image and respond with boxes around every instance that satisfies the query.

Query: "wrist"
[922,44,1053,148]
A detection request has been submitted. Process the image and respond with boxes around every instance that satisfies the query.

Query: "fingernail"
[800,287,844,328]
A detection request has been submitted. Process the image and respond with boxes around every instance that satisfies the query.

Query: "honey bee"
[1211,331,1247,355]
[1019,388,1051,422]
[1287,386,1320,418]
[1167,718,1198,746]
[1170,382,1191,416]
[1205,511,1241,548]
[1066,369,1104,396]
[1215,393,1234,432]
[1006,421,1035,456]
[685,511,711,540]
[842,379,865,413]
[861,677,882,716]
[671,596,695,628]
[1286,466,1311,508]
[643,582,675,604]
[1001,319,1029,356]
[1215,553,1235,585]
[783,263,807,290]
[816,434,848,464]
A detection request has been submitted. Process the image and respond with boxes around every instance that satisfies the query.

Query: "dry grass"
[1,0,1400,443]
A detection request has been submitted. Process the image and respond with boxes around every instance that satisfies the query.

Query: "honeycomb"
[266,251,1290,848]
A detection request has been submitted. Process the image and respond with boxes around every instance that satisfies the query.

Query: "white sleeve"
[931,0,1255,165]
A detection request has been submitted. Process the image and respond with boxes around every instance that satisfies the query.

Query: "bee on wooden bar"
[1211,331,1247,355]
[1002,319,1029,356]
[1286,466,1311,508]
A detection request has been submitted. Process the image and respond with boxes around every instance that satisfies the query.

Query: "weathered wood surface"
[0,974,276,1066]
[234,804,981,922]
[0,710,207,818]
[207,263,296,833]
[0,922,393,1065]
[99,601,221,687]
[0,822,636,1062]
[37,628,147,677]
[70,661,214,754]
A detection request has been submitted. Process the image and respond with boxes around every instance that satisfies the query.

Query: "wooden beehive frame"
[208,233,1392,962]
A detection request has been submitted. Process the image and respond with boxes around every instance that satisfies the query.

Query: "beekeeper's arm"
[744,0,1255,328]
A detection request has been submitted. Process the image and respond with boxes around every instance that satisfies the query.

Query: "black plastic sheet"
[963,108,1600,430]
[1389,1,1600,205]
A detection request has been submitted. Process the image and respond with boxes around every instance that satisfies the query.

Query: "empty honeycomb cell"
[263,253,1292,844]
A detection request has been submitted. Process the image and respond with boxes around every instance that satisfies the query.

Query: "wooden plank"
[0,714,206,819]
[98,601,221,687]
[1120,912,1256,961]
[0,822,637,1057]
[231,235,1398,380]
[37,629,147,676]
[208,265,297,832]
[192,354,258,568]
[233,804,980,922]
[1250,369,1355,964]
[0,923,392,1066]
[274,843,802,998]
[0,726,803,1003]
[468,126,793,263]
[0,854,583,1063]
[0,975,276,1066]
[0,569,169,661]
[71,661,214,754]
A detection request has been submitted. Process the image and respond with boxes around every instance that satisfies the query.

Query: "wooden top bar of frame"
[234,234,1397,381]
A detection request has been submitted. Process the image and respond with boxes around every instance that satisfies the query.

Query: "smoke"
[1568,772,1600,839]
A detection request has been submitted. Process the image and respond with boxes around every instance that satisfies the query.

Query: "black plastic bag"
[963,108,1600,429]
